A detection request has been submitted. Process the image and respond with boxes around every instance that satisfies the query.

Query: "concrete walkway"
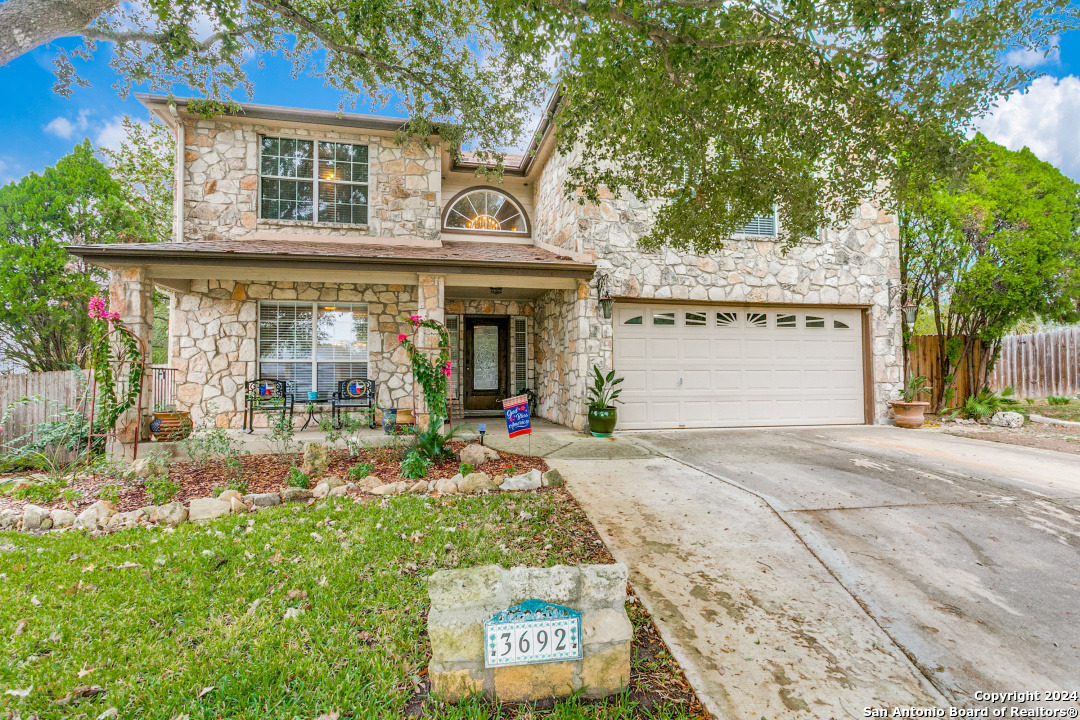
[550,452,944,719]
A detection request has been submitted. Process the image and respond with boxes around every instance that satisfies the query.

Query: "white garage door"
[613,304,866,429]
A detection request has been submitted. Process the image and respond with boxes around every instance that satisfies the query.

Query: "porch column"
[108,266,155,447]
[415,274,446,428]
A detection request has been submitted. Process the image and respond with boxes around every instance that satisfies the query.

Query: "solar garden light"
[478,423,487,445]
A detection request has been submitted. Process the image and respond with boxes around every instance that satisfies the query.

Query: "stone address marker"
[427,563,633,702]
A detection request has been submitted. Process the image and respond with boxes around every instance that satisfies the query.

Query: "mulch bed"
[0,442,548,515]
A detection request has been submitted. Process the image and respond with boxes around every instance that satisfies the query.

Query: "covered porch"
[69,239,595,440]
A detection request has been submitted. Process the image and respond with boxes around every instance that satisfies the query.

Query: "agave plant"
[587,366,624,410]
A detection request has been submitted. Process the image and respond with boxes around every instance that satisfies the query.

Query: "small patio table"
[299,394,334,431]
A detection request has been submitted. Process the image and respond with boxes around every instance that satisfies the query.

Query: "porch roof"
[67,239,595,280]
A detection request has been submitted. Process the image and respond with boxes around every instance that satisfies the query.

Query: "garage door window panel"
[777,313,797,328]
[652,311,676,326]
[806,315,825,328]
[685,311,708,326]
[716,311,739,327]
[747,312,767,328]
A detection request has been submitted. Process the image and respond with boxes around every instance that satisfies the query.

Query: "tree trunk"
[0,0,118,66]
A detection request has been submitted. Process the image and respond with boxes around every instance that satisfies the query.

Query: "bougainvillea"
[87,297,144,440]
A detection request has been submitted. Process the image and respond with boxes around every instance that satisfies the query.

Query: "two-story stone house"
[70,94,902,434]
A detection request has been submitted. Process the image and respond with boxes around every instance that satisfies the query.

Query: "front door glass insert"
[473,325,500,390]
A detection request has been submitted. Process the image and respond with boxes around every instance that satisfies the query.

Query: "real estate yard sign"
[502,395,531,438]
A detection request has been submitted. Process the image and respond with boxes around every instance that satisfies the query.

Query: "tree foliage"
[900,135,1080,409]
[97,116,176,244]
[0,140,153,371]
[0,0,1077,252]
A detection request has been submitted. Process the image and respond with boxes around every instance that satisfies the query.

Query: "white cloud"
[975,75,1080,182]
[94,116,129,152]
[1004,35,1061,70]
[43,108,93,139]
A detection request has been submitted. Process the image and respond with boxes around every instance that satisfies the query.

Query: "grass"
[1026,400,1080,423]
[0,490,699,719]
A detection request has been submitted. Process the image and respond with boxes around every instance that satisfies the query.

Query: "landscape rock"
[122,455,169,481]
[301,442,330,477]
[327,485,348,498]
[312,482,332,499]
[408,480,429,493]
[459,443,500,467]
[370,481,407,496]
[280,486,313,502]
[229,497,247,514]
[189,497,232,522]
[218,489,243,503]
[22,504,51,530]
[0,508,19,529]
[323,476,345,490]
[50,508,76,528]
[500,469,542,492]
[542,469,565,488]
[459,472,497,493]
[432,477,459,494]
[151,502,188,526]
[74,500,116,531]
[492,475,505,486]
[107,510,145,529]
[244,492,281,507]
[991,411,1025,428]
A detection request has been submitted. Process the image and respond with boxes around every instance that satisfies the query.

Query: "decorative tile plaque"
[484,599,583,667]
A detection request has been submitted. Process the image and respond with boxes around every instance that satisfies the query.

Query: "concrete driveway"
[552,427,1080,718]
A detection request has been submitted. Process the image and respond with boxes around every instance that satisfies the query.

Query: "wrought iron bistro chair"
[242,378,295,434]
[331,378,377,429]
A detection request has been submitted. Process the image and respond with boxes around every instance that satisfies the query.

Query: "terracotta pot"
[588,406,618,437]
[149,411,192,441]
[890,401,930,429]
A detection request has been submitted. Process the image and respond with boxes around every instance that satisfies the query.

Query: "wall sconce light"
[902,299,918,326]
[596,273,614,319]
[489,287,503,296]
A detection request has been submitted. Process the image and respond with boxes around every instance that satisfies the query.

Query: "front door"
[463,317,509,412]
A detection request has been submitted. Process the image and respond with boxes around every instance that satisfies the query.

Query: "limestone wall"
[169,280,417,428]
[181,117,441,243]
[427,563,632,702]
[531,146,904,422]
[533,286,592,430]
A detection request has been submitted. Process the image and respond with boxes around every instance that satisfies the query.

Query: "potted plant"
[587,366,624,437]
[890,372,932,428]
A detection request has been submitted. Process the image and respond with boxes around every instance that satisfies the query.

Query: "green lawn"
[1,491,698,719]
[1026,401,1080,422]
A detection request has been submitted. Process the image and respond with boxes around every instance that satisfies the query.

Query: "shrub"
[146,475,179,505]
[98,481,122,506]
[458,462,474,477]
[947,387,1020,420]
[348,461,374,481]
[1047,396,1072,406]
[287,466,311,488]
[400,451,429,479]
[410,423,466,463]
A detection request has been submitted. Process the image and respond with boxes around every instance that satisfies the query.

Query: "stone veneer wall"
[181,117,441,242]
[169,280,417,428]
[531,145,904,422]
[445,299,535,317]
[427,563,632,702]
[533,285,593,430]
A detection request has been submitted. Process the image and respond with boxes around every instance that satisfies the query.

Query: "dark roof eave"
[66,245,595,279]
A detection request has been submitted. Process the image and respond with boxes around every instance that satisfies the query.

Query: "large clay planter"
[149,411,192,441]
[396,407,415,426]
[588,406,618,437]
[890,401,930,429]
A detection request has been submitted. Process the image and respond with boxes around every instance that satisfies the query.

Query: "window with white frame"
[741,209,777,236]
[258,302,368,394]
[259,137,369,224]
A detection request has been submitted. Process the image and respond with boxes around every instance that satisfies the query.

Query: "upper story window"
[740,210,777,237]
[259,137,369,225]
[442,188,529,235]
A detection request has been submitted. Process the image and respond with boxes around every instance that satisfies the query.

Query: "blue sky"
[1,29,1079,185]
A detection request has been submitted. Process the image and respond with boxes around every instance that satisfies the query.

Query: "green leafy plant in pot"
[587,366,624,437]
[890,371,932,428]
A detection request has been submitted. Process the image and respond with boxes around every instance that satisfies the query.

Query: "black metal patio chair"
[242,378,295,433]
[331,378,377,429]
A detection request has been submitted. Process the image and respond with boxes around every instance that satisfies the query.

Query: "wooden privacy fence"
[908,336,983,406]
[0,370,91,450]
[989,328,1080,399]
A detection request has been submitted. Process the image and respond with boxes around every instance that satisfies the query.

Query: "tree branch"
[0,0,119,65]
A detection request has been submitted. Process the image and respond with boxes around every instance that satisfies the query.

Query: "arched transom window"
[443,188,529,234]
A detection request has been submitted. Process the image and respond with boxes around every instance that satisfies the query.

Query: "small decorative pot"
[150,411,192,442]
[307,391,319,401]
[890,400,930,429]
[382,408,398,434]
[588,406,618,437]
